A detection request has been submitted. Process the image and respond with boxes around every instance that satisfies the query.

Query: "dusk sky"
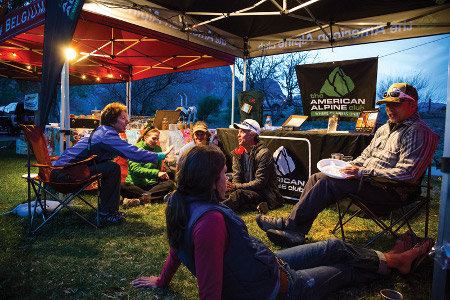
[313,34,450,104]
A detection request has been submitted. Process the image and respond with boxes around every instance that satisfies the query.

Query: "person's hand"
[158,172,169,180]
[226,180,235,191]
[164,145,174,156]
[339,165,360,179]
[132,276,159,288]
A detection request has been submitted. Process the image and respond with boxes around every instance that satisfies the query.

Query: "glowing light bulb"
[65,48,76,60]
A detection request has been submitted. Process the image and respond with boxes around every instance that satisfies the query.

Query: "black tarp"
[296,58,378,121]
[39,0,84,128]
[217,128,372,201]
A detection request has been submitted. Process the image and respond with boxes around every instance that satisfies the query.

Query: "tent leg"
[231,64,235,126]
[243,57,247,92]
[431,40,450,300]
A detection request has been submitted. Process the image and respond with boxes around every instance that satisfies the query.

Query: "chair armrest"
[50,156,60,162]
[59,155,98,169]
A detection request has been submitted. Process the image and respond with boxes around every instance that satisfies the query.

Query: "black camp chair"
[332,164,434,248]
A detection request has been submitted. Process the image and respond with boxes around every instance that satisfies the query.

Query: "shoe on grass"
[266,229,306,247]
[255,214,284,232]
[123,198,141,209]
[97,211,125,225]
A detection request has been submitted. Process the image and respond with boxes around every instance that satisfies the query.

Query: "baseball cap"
[376,83,418,105]
[233,119,261,135]
[193,123,208,133]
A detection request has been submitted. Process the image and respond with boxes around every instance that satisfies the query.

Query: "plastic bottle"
[264,116,272,130]
[162,117,169,130]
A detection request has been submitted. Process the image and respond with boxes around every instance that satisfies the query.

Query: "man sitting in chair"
[256,83,439,246]
[50,103,173,225]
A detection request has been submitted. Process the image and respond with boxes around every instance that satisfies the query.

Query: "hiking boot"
[266,229,306,247]
[98,211,125,225]
[256,214,284,232]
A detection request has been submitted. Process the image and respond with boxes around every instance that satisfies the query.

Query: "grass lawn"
[0,148,443,299]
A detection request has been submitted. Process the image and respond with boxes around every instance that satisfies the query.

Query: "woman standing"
[132,146,432,299]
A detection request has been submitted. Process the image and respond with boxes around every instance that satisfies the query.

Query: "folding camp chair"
[20,125,102,234]
[332,164,434,248]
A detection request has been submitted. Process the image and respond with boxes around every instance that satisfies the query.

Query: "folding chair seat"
[20,125,102,234]
[331,164,433,248]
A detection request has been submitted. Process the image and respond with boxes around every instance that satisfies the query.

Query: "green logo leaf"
[320,67,355,97]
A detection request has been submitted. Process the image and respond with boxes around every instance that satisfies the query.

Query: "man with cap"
[177,121,218,164]
[256,83,439,246]
[222,119,284,213]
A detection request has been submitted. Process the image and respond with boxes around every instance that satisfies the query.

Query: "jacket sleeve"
[100,129,160,163]
[234,148,273,191]
[127,161,160,180]
[192,211,227,300]
[155,248,181,287]
[231,153,243,184]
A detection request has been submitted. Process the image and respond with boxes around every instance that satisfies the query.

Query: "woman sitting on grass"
[132,146,433,299]
[120,127,175,205]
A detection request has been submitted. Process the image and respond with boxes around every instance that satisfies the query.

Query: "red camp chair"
[20,125,102,234]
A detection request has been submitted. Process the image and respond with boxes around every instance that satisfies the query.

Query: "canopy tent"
[84,0,450,58]
[0,0,235,85]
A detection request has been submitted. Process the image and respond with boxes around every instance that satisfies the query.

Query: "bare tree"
[102,72,195,116]
[376,72,435,108]
[0,0,28,19]
[279,51,317,106]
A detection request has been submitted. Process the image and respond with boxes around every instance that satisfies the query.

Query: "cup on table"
[342,155,353,162]
[380,289,403,300]
[169,124,177,131]
[331,153,344,160]
[141,192,151,205]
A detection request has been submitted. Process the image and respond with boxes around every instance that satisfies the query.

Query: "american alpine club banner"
[295,57,378,120]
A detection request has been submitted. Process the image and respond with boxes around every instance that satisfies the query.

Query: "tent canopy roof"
[91,0,449,58]
[0,0,234,85]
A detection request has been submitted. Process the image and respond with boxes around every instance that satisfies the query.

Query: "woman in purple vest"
[132,146,432,299]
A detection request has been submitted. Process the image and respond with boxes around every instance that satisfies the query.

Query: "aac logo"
[273,146,295,176]
[320,67,355,97]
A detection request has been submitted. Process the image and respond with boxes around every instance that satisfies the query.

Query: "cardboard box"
[282,115,308,131]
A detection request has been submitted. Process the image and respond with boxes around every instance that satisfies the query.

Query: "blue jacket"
[54,125,161,166]
[176,197,279,300]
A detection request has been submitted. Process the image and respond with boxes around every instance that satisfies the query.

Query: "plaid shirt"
[351,112,439,184]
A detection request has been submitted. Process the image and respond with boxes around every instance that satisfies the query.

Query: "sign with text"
[296,58,378,121]
[24,93,39,110]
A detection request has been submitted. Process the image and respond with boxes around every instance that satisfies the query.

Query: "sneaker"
[266,229,306,247]
[255,214,284,232]
[98,212,125,225]
[123,198,141,209]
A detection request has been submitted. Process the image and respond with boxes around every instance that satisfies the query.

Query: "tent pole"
[126,80,132,119]
[243,57,247,91]
[431,40,450,300]
[231,63,235,126]
[60,59,70,155]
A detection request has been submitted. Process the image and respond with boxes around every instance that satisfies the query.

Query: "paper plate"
[317,158,352,179]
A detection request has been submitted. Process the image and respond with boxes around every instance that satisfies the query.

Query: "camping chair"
[331,164,434,248]
[20,125,102,234]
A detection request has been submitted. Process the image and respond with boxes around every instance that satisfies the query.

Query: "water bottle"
[264,116,272,130]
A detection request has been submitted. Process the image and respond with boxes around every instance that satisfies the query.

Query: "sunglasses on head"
[383,88,416,102]
[241,121,258,132]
